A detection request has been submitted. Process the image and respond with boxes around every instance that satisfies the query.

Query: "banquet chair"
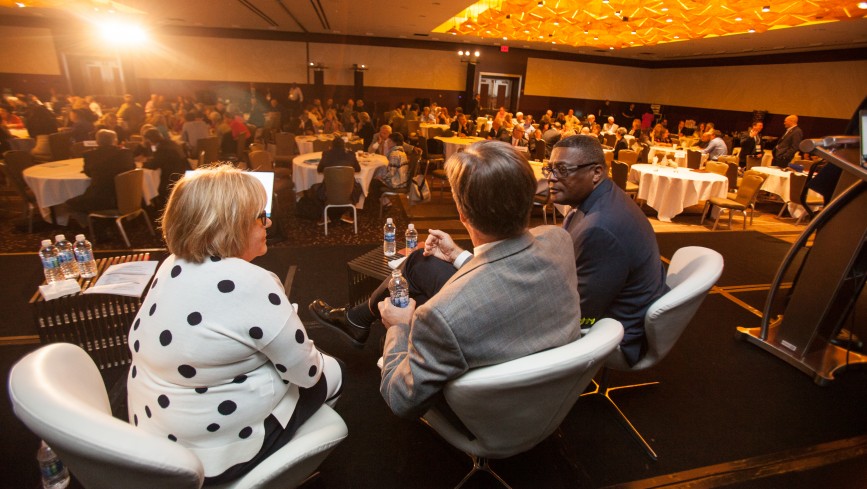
[2,150,39,233]
[420,319,623,488]
[700,174,765,230]
[686,149,702,169]
[617,149,637,166]
[48,131,73,161]
[604,133,617,147]
[533,189,557,225]
[8,342,349,489]
[274,132,299,168]
[9,136,35,152]
[611,160,639,200]
[195,137,220,167]
[380,147,420,219]
[717,156,739,189]
[745,155,762,170]
[533,139,547,162]
[312,139,331,153]
[406,119,421,144]
[704,160,728,177]
[604,150,614,166]
[248,150,274,171]
[322,166,357,236]
[583,247,723,460]
[778,172,824,225]
[88,169,154,248]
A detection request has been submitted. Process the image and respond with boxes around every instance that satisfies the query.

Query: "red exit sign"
[500,45,509,53]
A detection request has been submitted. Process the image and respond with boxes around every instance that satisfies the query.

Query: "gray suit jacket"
[380,226,582,418]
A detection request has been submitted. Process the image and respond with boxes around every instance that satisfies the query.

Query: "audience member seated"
[116,93,146,134]
[487,117,509,141]
[142,128,191,208]
[602,116,619,134]
[322,109,344,134]
[24,102,59,138]
[67,108,95,142]
[508,125,527,148]
[314,137,362,225]
[368,125,393,155]
[367,133,408,211]
[357,112,376,150]
[127,165,343,484]
[180,111,211,157]
[65,129,135,215]
[94,112,129,143]
[546,135,668,365]
[542,122,562,147]
[0,107,24,129]
[449,113,474,137]
[310,141,581,418]
[613,127,629,159]
[701,130,727,161]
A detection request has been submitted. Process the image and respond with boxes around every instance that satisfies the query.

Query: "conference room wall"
[523,57,866,121]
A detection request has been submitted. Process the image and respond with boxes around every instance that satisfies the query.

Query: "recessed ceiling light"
[762,5,770,12]
[15,1,25,6]
[666,18,673,23]
[661,7,669,11]
[631,30,637,35]
[524,29,530,33]
[735,17,742,21]
[594,36,599,40]
[858,1,867,7]
[553,21,559,25]
[673,35,679,39]
[609,46,614,50]
[551,41,556,44]
[502,36,507,40]
[748,28,756,33]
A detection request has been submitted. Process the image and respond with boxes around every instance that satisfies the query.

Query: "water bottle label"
[391,293,409,308]
[384,232,395,243]
[40,459,64,478]
[74,249,94,262]
[406,238,417,250]
[41,256,59,269]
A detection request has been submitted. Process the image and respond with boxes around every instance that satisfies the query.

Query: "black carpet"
[2,231,867,488]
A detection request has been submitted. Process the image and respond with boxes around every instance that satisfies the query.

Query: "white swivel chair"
[583,247,724,460]
[421,319,624,488]
[8,343,348,489]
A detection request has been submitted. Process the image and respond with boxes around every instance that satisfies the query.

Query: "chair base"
[454,455,512,489]
[581,370,660,461]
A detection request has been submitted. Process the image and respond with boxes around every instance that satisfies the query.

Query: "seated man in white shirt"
[602,116,619,134]
[701,130,728,161]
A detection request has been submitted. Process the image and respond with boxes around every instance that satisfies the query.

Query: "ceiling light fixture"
[762,5,770,12]
[748,28,756,32]
[859,1,867,7]
[15,2,25,7]
[735,17,742,21]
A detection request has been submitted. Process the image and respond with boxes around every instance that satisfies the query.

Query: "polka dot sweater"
[126,255,323,477]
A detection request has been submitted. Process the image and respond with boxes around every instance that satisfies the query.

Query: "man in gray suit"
[311,141,582,418]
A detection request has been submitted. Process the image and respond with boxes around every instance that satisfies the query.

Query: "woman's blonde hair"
[161,164,266,263]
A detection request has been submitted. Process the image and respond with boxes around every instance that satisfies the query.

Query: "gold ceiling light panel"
[432,0,867,50]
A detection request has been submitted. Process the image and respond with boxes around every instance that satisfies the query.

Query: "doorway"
[478,73,522,114]
[63,55,125,97]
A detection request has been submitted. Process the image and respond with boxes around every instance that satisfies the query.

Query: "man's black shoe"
[308,300,369,348]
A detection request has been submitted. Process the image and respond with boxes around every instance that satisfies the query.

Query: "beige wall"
[0,26,60,75]
[526,57,867,119]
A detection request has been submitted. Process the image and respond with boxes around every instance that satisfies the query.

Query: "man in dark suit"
[547,135,668,366]
[738,121,764,168]
[772,114,803,168]
[66,129,135,213]
[449,113,474,137]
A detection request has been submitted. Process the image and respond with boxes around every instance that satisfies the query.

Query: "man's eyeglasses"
[541,162,599,179]
[257,211,269,226]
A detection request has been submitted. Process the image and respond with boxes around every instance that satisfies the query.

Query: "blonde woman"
[126,165,343,484]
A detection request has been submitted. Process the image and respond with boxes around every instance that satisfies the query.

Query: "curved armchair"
[8,343,348,489]
[584,247,723,460]
[421,319,624,488]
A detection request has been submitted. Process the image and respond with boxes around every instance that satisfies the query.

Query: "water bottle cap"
[386,218,393,224]
[54,234,66,242]
[408,223,414,230]
[41,239,52,246]
[75,234,86,241]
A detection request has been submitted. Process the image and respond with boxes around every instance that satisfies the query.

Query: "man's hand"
[423,229,464,263]
[378,298,416,330]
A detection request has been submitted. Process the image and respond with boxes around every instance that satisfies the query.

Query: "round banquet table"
[435,136,485,159]
[295,134,364,154]
[628,164,728,222]
[748,166,822,218]
[22,158,160,225]
[9,127,29,139]
[291,151,387,209]
[418,123,451,138]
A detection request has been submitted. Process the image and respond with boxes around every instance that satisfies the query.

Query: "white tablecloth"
[647,145,686,167]
[419,123,450,138]
[22,158,160,225]
[629,164,728,222]
[291,152,387,209]
[435,136,485,159]
[295,134,336,155]
[10,127,29,138]
[749,166,822,218]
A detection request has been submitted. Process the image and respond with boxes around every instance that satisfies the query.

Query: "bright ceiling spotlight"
[858,1,867,8]
[100,21,148,44]
[762,5,770,12]
[474,50,480,57]
[748,28,756,33]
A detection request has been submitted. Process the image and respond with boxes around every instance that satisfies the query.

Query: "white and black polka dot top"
[126,254,322,476]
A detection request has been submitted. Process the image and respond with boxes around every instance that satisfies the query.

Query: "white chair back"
[609,247,723,371]
[423,319,623,459]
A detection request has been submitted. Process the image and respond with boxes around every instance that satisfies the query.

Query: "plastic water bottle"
[73,234,98,279]
[388,269,410,308]
[37,441,70,489]
[54,234,79,279]
[383,218,396,256]
[39,240,63,284]
[405,223,418,252]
